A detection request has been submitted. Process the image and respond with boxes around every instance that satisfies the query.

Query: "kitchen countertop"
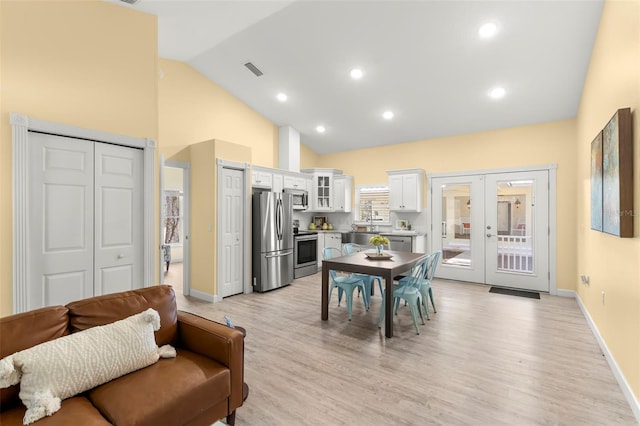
[303,229,424,236]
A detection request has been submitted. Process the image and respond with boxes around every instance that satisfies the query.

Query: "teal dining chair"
[397,251,440,319]
[343,243,384,307]
[378,259,425,334]
[323,247,368,321]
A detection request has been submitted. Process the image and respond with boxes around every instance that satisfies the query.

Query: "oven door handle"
[265,250,293,259]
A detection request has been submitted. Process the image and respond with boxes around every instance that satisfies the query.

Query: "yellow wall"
[300,142,320,169]
[158,58,278,165]
[188,141,216,296]
[318,120,577,292]
[158,58,276,297]
[0,1,158,316]
[576,0,640,400]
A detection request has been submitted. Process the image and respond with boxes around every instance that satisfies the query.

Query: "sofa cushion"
[66,285,178,346]
[89,349,231,426]
[0,306,69,411]
[0,309,164,425]
[0,396,112,426]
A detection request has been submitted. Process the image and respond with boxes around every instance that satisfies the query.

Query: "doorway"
[430,167,555,293]
[160,160,190,296]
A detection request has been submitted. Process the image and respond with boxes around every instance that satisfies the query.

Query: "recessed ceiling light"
[382,111,394,120]
[489,87,506,99]
[276,93,288,102]
[479,22,499,38]
[316,125,326,133]
[350,68,364,79]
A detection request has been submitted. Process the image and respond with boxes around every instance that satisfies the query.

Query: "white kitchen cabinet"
[272,173,284,193]
[332,175,353,212]
[252,170,273,189]
[387,169,424,212]
[283,175,306,190]
[317,232,343,270]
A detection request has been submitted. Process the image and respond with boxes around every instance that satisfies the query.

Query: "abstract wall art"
[599,107,633,237]
[590,131,603,231]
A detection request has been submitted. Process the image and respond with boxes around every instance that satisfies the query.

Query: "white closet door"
[28,133,95,309]
[94,143,144,295]
[220,168,244,297]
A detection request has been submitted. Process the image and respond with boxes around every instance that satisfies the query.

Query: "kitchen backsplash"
[293,211,427,234]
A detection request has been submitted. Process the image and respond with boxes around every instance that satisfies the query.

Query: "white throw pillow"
[0,308,176,425]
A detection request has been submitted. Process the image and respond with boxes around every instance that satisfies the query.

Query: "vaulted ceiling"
[112,0,604,154]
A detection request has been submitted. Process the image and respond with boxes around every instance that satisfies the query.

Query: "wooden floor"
[175,274,637,426]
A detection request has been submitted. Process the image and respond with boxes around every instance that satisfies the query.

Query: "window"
[355,185,390,224]
[163,190,183,244]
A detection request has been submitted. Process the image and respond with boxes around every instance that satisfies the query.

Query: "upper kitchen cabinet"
[252,167,273,189]
[387,169,425,212]
[283,175,307,191]
[301,168,346,212]
[333,175,353,212]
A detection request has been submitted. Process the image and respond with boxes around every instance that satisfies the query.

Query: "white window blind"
[357,186,390,223]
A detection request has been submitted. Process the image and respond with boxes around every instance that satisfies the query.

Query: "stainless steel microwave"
[284,188,308,211]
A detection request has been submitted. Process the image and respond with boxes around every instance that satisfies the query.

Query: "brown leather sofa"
[0,285,245,426]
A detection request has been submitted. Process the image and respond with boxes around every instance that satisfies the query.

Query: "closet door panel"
[94,143,144,295]
[28,133,94,309]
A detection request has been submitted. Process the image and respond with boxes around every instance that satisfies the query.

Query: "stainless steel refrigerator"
[252,190,294,292]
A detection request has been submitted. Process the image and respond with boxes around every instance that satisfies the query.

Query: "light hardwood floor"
[175,274,637,426]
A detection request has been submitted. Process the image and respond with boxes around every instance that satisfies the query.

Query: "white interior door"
[431,170,550,292]
[28,133,95,309]
[220,167,244,297]
[94,143,144,295]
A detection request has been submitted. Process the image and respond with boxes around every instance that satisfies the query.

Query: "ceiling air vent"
[244,62,264,77]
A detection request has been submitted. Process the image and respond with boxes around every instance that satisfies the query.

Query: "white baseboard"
[556,289,576,298]
[574,292,640,423]
[190,288,215,303]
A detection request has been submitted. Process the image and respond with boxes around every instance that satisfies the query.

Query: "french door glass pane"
[441,183,472,267]
[495,179,534,274]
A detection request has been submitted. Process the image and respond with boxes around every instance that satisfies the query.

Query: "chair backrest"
[399,258,427,295]
[323,247,343,280]
[323,247,342,261]
[343,243,363,255]
[425,251,441,281]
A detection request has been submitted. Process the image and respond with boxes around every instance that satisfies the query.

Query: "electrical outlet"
[601,291,605,305]
[580,275,590,286]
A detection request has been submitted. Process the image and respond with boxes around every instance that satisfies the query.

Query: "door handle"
[265,251,293,259]
[486,234,493,238]
[117,254,125,259]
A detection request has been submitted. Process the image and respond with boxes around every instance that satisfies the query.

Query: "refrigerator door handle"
[265,250,293,259]
[277,198,283,241]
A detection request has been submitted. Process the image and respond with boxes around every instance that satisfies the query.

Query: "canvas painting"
[601,107,633,237]
[590,132,603,231]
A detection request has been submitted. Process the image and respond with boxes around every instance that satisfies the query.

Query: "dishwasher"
[385,235,413,252]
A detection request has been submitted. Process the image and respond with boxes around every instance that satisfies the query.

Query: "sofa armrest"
[176,311,244,411]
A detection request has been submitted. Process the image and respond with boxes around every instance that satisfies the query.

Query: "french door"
[431,170,550,292]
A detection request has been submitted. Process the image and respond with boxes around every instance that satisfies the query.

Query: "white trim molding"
[10,113,156,313]
[190,288,216,303]
[572,292,640,422]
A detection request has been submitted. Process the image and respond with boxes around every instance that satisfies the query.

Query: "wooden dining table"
[321,250,428,337]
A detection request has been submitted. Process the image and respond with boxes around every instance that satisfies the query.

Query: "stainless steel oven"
[293,232,318,278]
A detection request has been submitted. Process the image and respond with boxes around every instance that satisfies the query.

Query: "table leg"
[384,272,393,338]
[322,264,329,320]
